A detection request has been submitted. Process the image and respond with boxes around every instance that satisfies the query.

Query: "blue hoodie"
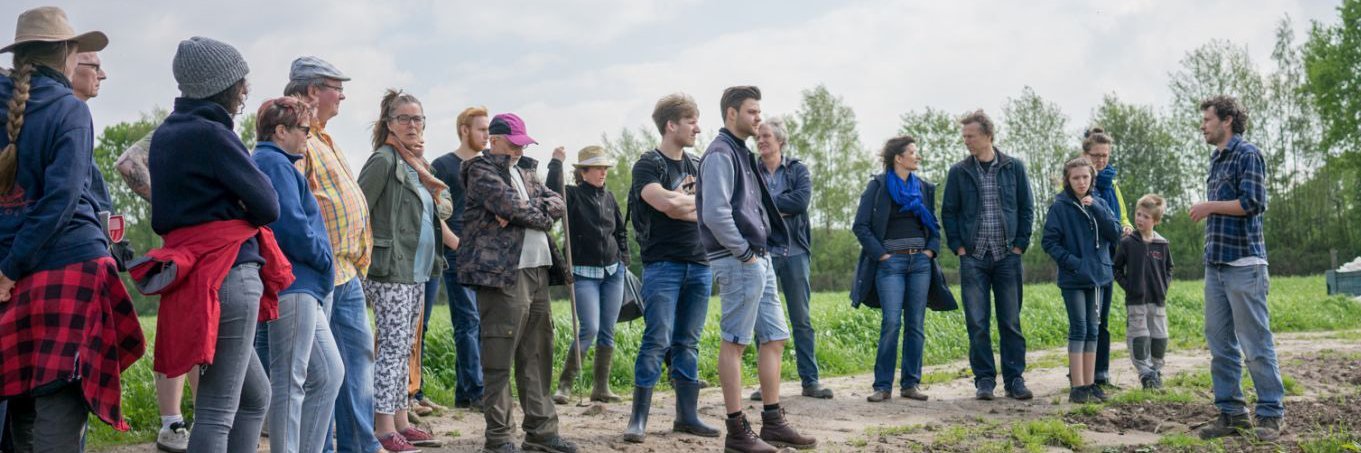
[252,141,334,301]
[1042,190,1121,289]
[0,70,110,279]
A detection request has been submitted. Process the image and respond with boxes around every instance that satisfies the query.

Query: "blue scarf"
[886,171,939,236]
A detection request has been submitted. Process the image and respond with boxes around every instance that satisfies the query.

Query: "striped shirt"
[1204,134,1268,265]
[296,126,371,284]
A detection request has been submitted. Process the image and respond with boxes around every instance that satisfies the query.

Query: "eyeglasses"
[77,63,103,73]
[293,125,311,135]
[322,83,344,93]
[390,115,426,126]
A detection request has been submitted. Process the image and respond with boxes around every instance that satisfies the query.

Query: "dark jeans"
[8,382,87,452]
[414,277,440,400]
[872,253,932,391]
[773,253,819,387]
[443,249,483,405]
[1062,287,1101,353]
[633,260,712,388]
[960,252,1027,385]
[1095,282,1113,381]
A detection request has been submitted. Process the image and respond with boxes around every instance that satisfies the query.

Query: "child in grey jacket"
[1114,194,1174,389]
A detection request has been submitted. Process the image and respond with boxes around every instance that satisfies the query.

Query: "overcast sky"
[1,0,1341,170]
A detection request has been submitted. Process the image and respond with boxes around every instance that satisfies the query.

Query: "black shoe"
[1088,383,1108,402]
[1254,416,1283,441]
[750,389,763,401]
[802,383,834,399]
[483,442,523,453]
[1140,374,1156,390]
[975,378,996,400]
[623,386,652,443]
[673,380,719,437]
[1069,386,1093,404]
[1005,378,1033,400]
[523,435,577,453]
[1199,412,1251,440]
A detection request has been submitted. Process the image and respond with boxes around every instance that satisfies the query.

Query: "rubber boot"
[672,380,719,437]
[590,346,622,403]
[622,386,652,443]
[552,347,581,405]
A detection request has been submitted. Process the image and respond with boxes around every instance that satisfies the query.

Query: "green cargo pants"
[477,267,560,448]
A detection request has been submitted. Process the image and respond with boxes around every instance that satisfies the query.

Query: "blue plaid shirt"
[1204,135,1268,265]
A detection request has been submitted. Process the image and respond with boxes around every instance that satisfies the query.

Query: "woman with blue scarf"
[1082,128,1133,388]
[851,136,941,403]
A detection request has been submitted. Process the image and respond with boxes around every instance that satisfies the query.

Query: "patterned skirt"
[0,257,146,430]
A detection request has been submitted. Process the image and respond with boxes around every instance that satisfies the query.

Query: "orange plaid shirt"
[297,126,371,284]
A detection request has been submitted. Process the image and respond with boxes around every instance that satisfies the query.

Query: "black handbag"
[616,269,645,323]
[926,257,958,311]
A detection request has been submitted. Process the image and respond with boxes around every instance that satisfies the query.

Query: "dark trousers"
[8,383,87,452]
[477,267,559,448]
[1095,282,1114,381]
[960,252,1027,386]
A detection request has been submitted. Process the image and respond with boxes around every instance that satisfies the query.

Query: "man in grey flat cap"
[282,56,386,453]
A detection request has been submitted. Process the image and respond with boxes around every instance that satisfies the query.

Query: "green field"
[86,275,1361,448]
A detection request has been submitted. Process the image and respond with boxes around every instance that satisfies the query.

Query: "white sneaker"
[156,421,190,452]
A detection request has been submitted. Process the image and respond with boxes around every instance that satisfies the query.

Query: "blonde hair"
[2,41,76,194]
[456,105,488,140]
[1136,194,1166,222]
[651,93,698,135]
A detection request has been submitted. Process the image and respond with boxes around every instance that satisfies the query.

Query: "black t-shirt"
[432,151,478,236]
[629,149,706,264]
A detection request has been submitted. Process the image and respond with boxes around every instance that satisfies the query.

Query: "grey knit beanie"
[172,36,249,99]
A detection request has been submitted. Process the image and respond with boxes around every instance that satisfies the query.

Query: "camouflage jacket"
[458,153,571,288]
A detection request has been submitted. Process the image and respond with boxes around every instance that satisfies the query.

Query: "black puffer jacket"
[546,159,629,268]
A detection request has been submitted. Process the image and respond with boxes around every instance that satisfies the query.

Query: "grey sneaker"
[1199,412,1251,440]
[866,390,892,403]
[1254,416,1283,441]
[802,383,834,399]
[899,386,928,401]
[156,421,190,453]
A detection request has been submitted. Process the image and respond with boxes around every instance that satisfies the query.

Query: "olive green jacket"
[357,145,452,284]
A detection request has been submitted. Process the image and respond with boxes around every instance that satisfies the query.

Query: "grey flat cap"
[290,56,349,81]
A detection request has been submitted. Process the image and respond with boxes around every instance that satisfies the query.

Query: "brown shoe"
[900,386,929,401]
[866,390,891,402]
[724,413,777,453]
[759,408,817,450]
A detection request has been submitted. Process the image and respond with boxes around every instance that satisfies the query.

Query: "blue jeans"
[1204,264,1284,418]
[633,261,711,388]
[268,293,344,453]
[327,277,381,453]
[773,253,819,387]
[189,264,270,453]
[572,267,625,350]
[872,253,932,391]
[254,321,271,377]
[713,256,789,346]
[414,277,440,400]
[960,252,1027,385]
[1061,287,1101,353]
[443,249,484,404]
[1095,282,1113,381]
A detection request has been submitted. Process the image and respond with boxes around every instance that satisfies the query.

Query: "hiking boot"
[1069,386,1093,404]
[750,389,763,401]
[866,390,891,403]
[523,435,578,453]
[724,412,777,453]
[156,421,190,452]
[759,407,817,449]
[590,346,622,403]
[1140,374,1157,390]
[1088,383,1108,402]
[1005,378,1034,400]
[1199,412,1251,440]
[482,442,522,453]
[673,380,720,437]
[1152,372,1164,390]
[378,432,421,453]
[975,378,996,400]
[553,349,581,405]
[900,386,929,401]
[399,426,441,447]
[410,398,433,416]
[802,383,834,399]
[1254,416,1283,441]
[622,386,652,443]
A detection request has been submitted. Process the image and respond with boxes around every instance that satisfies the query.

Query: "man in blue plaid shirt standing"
[1189,95,1284,442]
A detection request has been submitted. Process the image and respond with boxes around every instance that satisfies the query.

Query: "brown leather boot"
[590,346,622,403]
[759,407,817,449]
[724,412,777,453]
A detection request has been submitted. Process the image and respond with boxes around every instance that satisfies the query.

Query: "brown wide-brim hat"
[0,6,108,54]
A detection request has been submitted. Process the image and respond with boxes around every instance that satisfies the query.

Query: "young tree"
[1304,0,1361,153]
[1000,86,1072,233]
[897,107,965,187]
[785,84,873,232]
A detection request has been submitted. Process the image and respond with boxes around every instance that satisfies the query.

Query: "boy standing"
[1113,194,1173,390]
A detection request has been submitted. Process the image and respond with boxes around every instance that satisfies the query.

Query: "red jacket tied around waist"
[131,220,294,377]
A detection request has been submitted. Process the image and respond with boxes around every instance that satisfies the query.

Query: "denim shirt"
[1204,135,1268,265]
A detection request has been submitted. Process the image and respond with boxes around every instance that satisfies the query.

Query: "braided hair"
[1,41,75,194]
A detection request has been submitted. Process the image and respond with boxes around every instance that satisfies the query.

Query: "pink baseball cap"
[489,113,537,147]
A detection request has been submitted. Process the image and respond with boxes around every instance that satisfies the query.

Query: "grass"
[82,274,1360,448]
[1010,418,1085,452]
[1158,433,1227,452]
[1299,426,1361,453]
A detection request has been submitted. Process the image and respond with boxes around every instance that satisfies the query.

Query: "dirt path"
[99,330,1361,452]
